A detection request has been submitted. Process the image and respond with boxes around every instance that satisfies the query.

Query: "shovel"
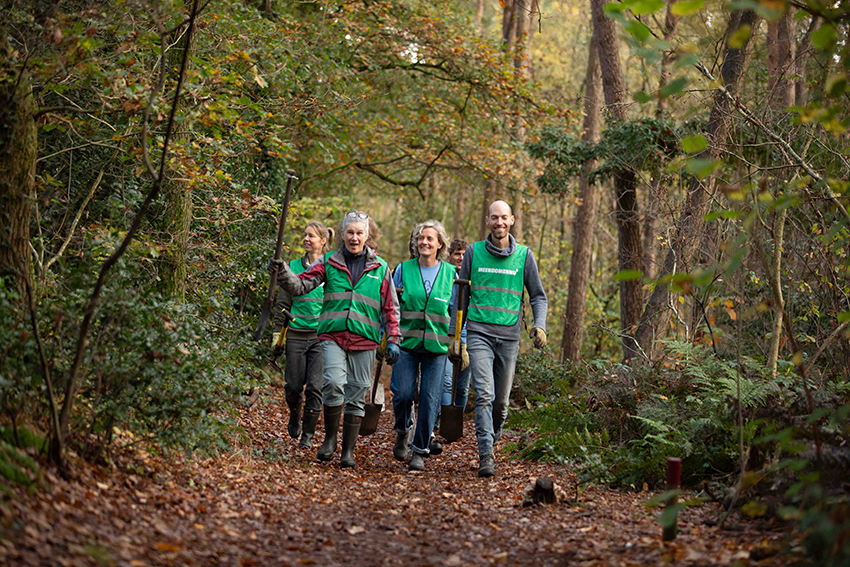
[440,279,470,443]
[268,309,295,373]
[360,334,387,436]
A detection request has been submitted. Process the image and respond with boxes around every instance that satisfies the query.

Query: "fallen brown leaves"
[1,379,801,566]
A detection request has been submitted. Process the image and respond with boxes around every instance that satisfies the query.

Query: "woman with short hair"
[278,211,401,468]
[390,219,455,471]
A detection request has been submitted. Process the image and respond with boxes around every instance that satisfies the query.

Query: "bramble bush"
[0,258,240,464]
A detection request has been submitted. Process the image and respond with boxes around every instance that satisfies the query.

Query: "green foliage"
[757,406,850,566]
[0,441,41,490]
[527,117,687,195]
[510,342,779,487]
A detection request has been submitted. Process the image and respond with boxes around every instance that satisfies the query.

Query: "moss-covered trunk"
[0,50,37,300]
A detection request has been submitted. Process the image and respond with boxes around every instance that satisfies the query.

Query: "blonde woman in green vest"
[390,219,455,471]
[451,200,548,477]
[277,211,401,468]
[271,221,333,449]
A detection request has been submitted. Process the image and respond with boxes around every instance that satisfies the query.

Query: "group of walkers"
[270,200,547,478]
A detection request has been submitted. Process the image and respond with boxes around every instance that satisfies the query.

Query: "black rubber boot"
[317,405,343,462]
[393,429,412,461]
[286,391,302,439]
[339,414,362,469]
[287,406,302,439]
[299,408,320,449]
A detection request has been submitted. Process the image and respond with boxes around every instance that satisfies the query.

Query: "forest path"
[4,384,794,566]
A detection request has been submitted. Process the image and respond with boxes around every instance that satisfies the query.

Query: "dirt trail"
[2,383,795,566]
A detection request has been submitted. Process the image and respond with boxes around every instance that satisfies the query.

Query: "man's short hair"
[448,238,469,256]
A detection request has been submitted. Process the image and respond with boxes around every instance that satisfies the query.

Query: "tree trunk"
[766,208,786,375]
[479,178,495,241]
[631,10,761,360]
[644,0,680,280]
[767,9,796,109]
[556,198,569,274]
[590,0,643,351]
[0,53,37,300]
[796,17,820,106]
[158,29,195,300]
[453,182,466,239]
[476,0,485,35]
[502,0,517,50]
[561,30,603,363]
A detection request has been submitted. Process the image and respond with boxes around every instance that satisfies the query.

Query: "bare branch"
[56,0,202,467]
[43,147,122,275]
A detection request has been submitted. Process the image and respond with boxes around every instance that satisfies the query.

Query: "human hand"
[385,342,400,365]
[530,327,547,349]
[267,258,285,273]
[460,343,469,371]
[271,332,284,356]
[448,340,460,363]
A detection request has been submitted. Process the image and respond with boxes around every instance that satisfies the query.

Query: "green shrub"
[509,341,780,488]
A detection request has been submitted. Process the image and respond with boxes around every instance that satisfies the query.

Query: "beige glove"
[530,327,547,349]
[460,343,469,371]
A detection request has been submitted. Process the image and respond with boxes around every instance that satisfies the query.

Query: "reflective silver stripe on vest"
[319,310,381,330]
[323,291,381,310]
[424,332,451,344]
[351,292,381,310]
[471,285,523,296]
[400,311,450,324]
[400,329,451,344]
[293,297,323,303]
[472,304,521,315]
[293,313,320,320]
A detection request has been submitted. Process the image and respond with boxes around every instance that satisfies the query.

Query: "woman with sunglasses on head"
[277,210,401,469]
[270,221,334,449]
[390,219,456,471]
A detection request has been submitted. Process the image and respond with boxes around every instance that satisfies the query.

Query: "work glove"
[530,327,547,349]
[448,342,469,370]
[267,257,285,273]
[385,342,400,365]
[375,344,385,363]
[271,332,285,357]
[448,340,460,363]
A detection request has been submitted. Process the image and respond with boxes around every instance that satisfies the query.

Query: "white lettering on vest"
[477,267,518,276]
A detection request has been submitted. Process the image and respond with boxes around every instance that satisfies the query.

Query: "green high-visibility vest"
[468,241,527,326]
[288,258,323,331]
[398,259,454,354]
[317,252,387,343]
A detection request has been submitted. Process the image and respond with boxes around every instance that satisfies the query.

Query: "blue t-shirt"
[392,261,465,344]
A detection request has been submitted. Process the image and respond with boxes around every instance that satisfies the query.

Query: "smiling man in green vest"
[451,200,548,477]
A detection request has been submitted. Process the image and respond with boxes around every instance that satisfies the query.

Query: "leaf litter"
[1,379,800,566]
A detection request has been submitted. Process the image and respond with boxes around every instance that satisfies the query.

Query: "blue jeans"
[391,348,447,455]
[467,331,520,458]
[441,361,471,408]
[321,341,376,417]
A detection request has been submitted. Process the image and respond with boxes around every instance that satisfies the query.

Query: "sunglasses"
[347,212,369,221]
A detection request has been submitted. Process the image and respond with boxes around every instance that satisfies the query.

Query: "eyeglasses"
[346,212,369,220]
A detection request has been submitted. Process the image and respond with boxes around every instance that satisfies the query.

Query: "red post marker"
[667,457,682,488]
[663,457,682,541]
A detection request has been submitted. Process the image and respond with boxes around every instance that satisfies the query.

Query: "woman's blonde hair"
[411,219,450,260]
[305,220,333,253]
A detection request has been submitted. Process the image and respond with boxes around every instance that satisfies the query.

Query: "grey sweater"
[451,234,548,341]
